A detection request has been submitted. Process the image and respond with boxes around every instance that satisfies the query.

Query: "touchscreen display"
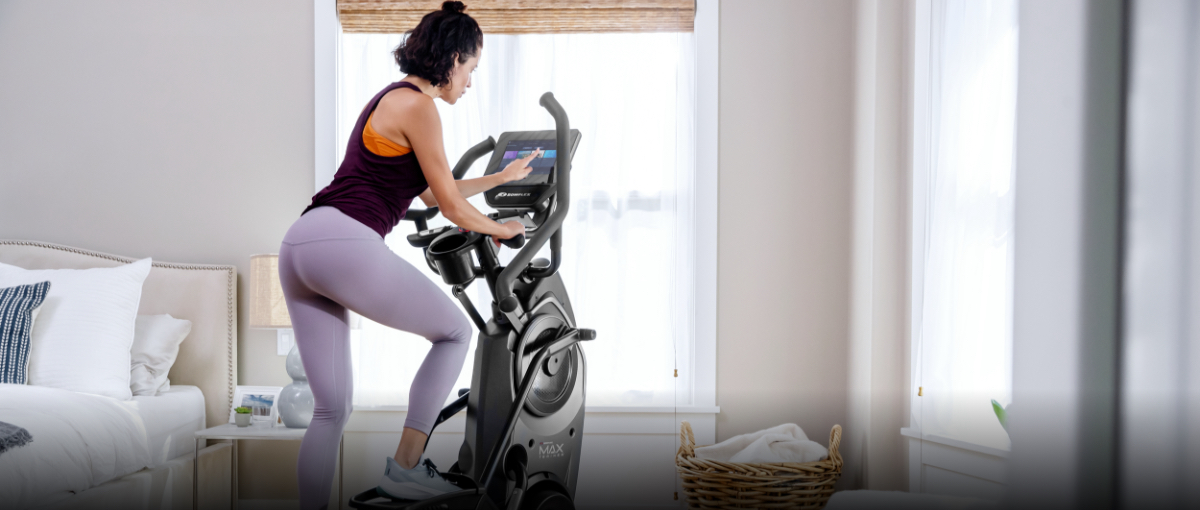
[497,139,559,175]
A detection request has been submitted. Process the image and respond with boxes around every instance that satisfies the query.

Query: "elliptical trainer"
[350,92,594,510]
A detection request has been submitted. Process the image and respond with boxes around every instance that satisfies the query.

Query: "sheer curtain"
[338,32,696,408]
[915,0,1018,450]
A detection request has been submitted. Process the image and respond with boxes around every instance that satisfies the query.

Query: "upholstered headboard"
[0,240,237,428]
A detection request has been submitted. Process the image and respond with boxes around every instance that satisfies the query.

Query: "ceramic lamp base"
[279,343,315,428]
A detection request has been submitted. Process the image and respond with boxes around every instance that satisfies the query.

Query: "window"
[336,32,697,408]
[911,0,1019,450]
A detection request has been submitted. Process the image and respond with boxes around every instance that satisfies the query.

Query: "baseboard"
[239,498,680,510]
[577,506,679,510]
[238,499,298,510]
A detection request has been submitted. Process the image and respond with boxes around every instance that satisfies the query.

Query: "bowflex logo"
[495,192,532,199]
[537,441,565,458]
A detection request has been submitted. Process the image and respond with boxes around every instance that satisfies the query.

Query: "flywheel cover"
[514,314,579,417]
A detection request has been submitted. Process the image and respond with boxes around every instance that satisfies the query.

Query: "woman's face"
[441,48,480,105]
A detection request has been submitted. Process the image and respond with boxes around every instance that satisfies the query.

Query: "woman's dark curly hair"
[394,1,483,88]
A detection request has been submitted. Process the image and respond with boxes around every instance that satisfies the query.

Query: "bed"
[0,240,238,510]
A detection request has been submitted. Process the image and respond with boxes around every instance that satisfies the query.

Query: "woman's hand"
[496,149,541,183]
[492,220,526,247]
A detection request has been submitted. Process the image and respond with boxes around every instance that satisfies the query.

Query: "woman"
[278,2,536,507]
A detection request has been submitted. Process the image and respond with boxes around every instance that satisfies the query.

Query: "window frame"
[311,0,718,414]
[904,0,1017,495]
[908,0,931,438]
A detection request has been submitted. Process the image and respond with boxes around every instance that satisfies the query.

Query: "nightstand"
[194,423,342,509]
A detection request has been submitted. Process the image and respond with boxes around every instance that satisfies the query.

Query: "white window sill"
[352,405,720,414]
[901,427,1010,458]
[586,406,720,413]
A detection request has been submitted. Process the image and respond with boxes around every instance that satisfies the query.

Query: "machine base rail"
[349,488,498,510]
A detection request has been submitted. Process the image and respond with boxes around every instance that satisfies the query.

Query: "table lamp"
[249,254,313,428]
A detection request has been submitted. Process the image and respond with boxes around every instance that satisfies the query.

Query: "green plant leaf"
[991,399,1008,432]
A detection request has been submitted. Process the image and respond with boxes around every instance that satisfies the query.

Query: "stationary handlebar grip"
[539,93,566,122]
[499,233,526,249]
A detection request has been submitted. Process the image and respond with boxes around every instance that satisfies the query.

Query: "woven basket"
[676,422,843,509]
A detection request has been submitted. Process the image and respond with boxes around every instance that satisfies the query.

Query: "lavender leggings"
[279,206,472,510]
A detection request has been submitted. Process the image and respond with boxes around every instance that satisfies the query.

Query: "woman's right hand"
[492,220,526,247]
[496,149,541,184]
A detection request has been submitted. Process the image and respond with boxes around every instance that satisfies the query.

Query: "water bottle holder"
[427,231,479,285]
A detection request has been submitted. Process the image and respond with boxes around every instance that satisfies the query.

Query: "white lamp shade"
[249,254,292,328]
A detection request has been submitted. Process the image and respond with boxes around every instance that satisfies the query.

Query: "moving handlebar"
[452,136,497,180]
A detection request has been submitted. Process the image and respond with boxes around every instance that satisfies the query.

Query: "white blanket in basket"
[695,423,828,464]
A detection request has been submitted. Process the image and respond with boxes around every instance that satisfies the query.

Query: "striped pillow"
[0,281,51,384]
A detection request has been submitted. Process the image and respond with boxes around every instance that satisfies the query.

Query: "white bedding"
[129,385,206,465]
[0,383,206,509]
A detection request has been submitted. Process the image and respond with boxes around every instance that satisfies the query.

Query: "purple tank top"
[303,81,427,238]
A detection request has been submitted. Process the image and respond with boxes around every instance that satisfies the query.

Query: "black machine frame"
[349,93,595,510]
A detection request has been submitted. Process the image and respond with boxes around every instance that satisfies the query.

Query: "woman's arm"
[416,150,538,207]
[393,96,522,239]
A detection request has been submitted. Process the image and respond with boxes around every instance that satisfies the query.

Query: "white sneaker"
[377,457,460,500]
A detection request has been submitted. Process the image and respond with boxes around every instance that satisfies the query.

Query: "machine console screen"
[483,129,579,210]
[494,139,559,176]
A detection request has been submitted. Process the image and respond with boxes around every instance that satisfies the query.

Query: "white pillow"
[130,314,192,396]
[0,258,151,400]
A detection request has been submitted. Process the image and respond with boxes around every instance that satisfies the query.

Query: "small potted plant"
[235,406,252,427]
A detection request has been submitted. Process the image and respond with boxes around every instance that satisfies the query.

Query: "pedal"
[578,328,597,341]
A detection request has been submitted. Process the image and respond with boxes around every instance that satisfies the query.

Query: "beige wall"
[716,0,856,452]
[0,0,314,500]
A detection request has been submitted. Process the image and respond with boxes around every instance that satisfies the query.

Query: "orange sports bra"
[363,112,412,157]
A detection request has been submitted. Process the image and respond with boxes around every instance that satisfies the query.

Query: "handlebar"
[453,136,496,180]
[498,233,526,249]
[495,92,571,306]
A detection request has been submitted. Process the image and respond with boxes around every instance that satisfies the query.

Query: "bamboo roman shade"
[338,0,695,34]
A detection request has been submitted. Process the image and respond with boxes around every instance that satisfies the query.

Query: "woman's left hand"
[496,149,541,183]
